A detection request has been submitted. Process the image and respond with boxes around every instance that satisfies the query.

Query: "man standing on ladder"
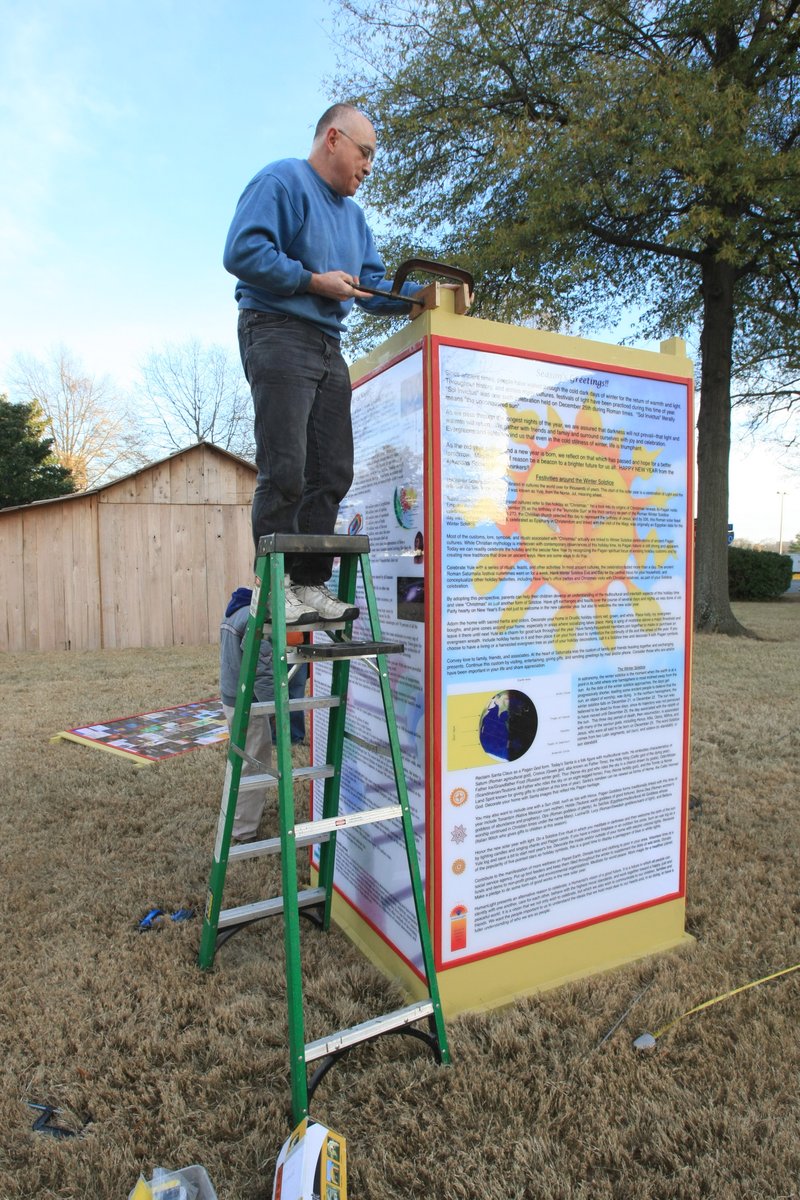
[224,103,421,625]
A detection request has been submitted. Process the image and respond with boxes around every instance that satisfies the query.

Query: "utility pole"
[778,491,788,555]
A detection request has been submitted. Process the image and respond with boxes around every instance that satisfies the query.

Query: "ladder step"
[304,1000,435,1063]
[237,764,335,793]
[344,730,391,758]
[228,805,402,860]
[218,887,326,929]
[257,533,370,557]
[229,833,321,861]
[291,640,404,661]
[296,804,402,841]
[250,696,342,716]
[229,836,285,861]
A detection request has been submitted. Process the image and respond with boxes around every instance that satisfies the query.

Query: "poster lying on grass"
[53,700,227,764]
[313,334,691,979]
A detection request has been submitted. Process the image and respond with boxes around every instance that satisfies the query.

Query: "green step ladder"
[198,533,450,1123]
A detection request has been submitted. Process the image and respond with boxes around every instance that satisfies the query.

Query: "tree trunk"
[694,257,750,635]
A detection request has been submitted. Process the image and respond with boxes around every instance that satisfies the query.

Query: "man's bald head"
[308,103,377,198]
[313,103,370,144]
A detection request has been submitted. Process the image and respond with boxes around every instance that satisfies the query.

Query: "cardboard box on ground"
[272,1119,347,1200]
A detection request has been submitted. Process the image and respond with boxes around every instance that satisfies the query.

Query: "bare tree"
[11,348,147,489]
[139,340,254,460]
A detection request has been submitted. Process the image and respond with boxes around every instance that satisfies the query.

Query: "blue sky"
[0,0,796,543]
[0,0,335,379]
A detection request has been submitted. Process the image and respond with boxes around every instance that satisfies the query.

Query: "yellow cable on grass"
[633,962,800,1050]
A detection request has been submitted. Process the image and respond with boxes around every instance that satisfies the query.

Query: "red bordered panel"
[310,339,431,984]
[429,335,694,971]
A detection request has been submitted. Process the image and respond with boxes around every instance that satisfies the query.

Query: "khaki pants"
[222,704,273,840]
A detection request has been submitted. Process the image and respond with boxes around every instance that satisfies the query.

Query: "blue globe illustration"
[479,690,538,761]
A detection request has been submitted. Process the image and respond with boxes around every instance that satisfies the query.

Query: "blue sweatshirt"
[223,158,416,338]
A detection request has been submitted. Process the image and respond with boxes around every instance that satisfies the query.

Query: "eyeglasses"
[335,127,376,163]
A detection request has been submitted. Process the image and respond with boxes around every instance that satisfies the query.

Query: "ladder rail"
[315,551,359,928]
[267,553,312,1124]
[249,695,342,716]
[198,575,271,970]
[358,550,451,1065]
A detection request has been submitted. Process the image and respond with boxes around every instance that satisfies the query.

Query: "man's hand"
[308,270,371,300]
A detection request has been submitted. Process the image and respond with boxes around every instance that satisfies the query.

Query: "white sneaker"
[292,583,359,622]
[278,576,318,626]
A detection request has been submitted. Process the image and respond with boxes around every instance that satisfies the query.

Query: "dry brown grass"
[1,602,798,1199]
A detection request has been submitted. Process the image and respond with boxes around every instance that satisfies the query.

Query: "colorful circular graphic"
[348,513,363,535]
[459,395,672,656]
[393,485,418,529]
[449,787,468,807]
[452,858,466,875]
[479,690,538,762]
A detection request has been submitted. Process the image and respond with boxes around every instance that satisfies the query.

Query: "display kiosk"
[310,286,694,1016]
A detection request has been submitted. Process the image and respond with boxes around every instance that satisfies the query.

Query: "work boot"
[292,583,359,622]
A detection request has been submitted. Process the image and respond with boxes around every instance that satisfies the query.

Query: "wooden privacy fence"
[0,444,256,652]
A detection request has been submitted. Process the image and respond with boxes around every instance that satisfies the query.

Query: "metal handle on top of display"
[355,257,475,303]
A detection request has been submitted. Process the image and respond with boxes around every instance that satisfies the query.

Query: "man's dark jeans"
[238,309,353,584]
